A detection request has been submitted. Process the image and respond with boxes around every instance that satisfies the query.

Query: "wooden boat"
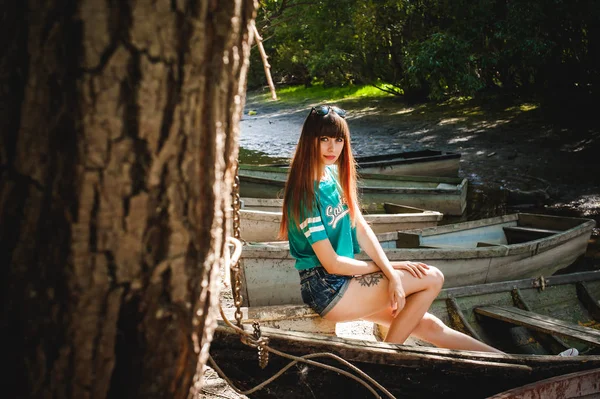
[270,149,461,177]
[239,198,443,242]
[239,164,468,215]
[355,149,461,177]
[237,213,595,306]
[210,271,600,399]
[486,368,600,398]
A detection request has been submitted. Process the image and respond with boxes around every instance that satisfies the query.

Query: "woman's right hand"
[388,275,406,317]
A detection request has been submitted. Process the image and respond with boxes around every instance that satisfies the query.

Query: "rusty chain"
[231,161,244,329]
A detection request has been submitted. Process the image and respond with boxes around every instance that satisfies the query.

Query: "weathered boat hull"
[211,328,600,399]
[239,164,468,215]
[239,198,443,242]
[270,150,462,177]
[238,213,595,306]
[486,368,600,398]
[355,149,461,177]
[210,271,600,399]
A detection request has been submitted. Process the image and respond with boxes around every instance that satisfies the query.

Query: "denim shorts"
[299,267,351,317]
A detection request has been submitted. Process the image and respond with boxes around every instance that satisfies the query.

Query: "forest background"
[248,0,598,108]
[240,0,599,224]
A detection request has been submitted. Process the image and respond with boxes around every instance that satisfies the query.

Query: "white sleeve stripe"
[299,216,322,230]
[309,225,325,233]
[303,225,325,238]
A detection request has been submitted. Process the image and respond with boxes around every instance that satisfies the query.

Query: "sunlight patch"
[448,136,475,144]
[404,129,431,137]
[551,194,600,217]
[439,117,467,125]
[519,104,538,112]
[418,135,437,143]
[393,108,415,115]
[561,137,598,152]
[468,119,511,129]
[504,103,539,112]
[461,108,483,116]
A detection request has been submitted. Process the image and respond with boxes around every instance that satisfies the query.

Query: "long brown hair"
[278,106,359,240]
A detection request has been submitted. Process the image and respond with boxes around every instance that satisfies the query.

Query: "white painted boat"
[239,164,468,215]
[270,149,462,177]
[239,198,443,242]
[212,271,600,399]
[237,213,596,306]
[355,149,461,177]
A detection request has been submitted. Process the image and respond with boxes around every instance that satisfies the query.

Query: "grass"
[249,82,395,106]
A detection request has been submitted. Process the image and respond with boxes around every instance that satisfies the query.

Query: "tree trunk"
[0,1,256,398]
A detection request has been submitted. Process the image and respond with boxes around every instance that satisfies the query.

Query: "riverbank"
[200,89,600,398]
[239,89,599,228]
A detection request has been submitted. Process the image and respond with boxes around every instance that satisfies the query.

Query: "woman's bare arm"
[311,238,380,276]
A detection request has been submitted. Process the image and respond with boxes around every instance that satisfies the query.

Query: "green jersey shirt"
[287,166,361,270]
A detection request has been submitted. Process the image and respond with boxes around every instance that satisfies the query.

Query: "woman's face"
[319,136,345,166]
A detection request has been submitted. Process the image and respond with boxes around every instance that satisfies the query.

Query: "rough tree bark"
[0,1,256,398]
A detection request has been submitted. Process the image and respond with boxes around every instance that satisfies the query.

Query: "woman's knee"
[426,265,444,291]
[415,313,446,337]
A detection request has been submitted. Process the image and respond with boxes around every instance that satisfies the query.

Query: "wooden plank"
[577,281,600,321]
[419,244,470,249]
[487,368,600,399]
[503,226,561,244]
[437,270,600,300]
[446,297,483,340]
[383,202,427,214]
[218,304,337,335]
[474,305,600,347]
[505,226,562,234]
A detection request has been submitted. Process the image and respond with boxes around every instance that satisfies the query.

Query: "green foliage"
[251,0,600,106]
[405,33,483,100]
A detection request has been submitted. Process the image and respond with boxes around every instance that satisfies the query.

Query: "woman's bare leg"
[365,310,502,353]
[324,266,444,343]
[412,313,503,353]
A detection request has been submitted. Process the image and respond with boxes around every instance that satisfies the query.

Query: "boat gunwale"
[486,368,600,398]
[241,208,444,223]
[437,269,600,299]
[355,150,461,168]
[239,214,595,260]
[240,164,465,184]
[213,321,600,366]
[239,174,466,194]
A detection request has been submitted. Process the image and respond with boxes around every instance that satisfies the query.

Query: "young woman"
[279,104,502,352]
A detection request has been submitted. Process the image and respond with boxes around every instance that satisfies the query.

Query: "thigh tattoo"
[355,272,384,287]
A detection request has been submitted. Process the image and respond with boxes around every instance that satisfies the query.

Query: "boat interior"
[220,271,600,357]
[387,213,587,249]
[428,271,600,356]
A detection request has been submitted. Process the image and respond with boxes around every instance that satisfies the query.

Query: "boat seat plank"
[218,304,337,335]
[474,305,600,347]
[503,226,561,236]
[503,226,562,244]
[419,244,469,249]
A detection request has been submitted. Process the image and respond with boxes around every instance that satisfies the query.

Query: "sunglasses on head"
[311,105,347,119]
